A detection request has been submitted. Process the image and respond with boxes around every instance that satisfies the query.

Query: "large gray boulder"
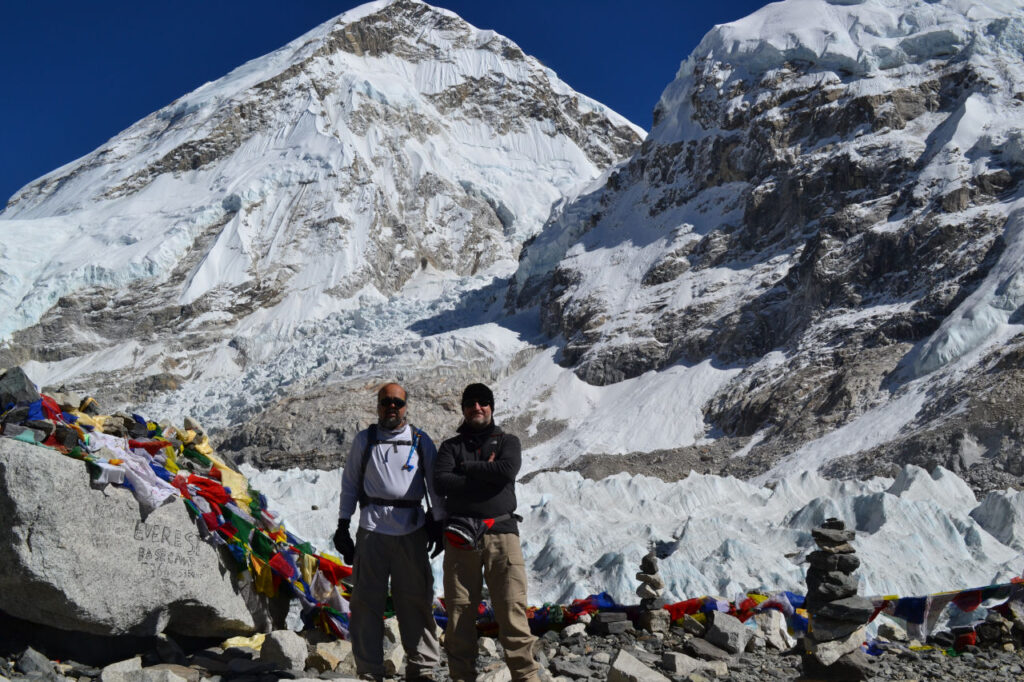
[259,630,309,671]
[0,438,285,637]
[705,611,752,654]
[0,366,40,408]
[607,649,670,682]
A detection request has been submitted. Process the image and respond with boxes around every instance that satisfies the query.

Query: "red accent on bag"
[444,530,474,550]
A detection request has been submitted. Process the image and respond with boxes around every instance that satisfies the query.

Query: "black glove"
[424,515,444,558]
[333,518,355,564]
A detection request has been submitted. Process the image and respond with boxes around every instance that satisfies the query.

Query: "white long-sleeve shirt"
[338,423,443,535]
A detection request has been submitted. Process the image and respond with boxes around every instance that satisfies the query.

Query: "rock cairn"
[636,549,670,634]
[801,517,875,681]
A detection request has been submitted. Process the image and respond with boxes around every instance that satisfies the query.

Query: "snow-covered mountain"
[0,0,641,467]
[508,0,1024,493]
[4,0,1024,501]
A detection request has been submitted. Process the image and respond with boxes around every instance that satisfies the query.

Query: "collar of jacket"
[457,420,501,444]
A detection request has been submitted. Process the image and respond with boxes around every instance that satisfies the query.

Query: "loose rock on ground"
[4,613,1024,682]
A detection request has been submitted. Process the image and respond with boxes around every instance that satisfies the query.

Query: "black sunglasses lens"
[379,397,405,408]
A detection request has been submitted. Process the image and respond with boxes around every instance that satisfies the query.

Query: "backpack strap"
[361,496,422,508]
[357,424,376,506]
[409,425,435,518]
[357,423,430,510]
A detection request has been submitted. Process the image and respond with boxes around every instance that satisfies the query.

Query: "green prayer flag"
[13,429,39,444]
[224,507,256,543]
[183,446,212,468]
[251,530,277,561]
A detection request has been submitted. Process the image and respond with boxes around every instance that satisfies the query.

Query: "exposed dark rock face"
[822,335,1024,494]
[508,1,1024,489]
[522,61,1021,382]
[215,376,463,470]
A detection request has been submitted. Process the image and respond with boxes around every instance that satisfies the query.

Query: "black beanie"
[461,383,494,408]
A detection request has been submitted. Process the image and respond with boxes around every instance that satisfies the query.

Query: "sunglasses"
[378,397,406,409]
[462,400,492,409]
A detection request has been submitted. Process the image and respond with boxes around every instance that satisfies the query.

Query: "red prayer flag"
[318,556,353,583]
[664,598,703,622]
[954,630,977,652]
[40,395,63,421]
[952,590,983,613]
[128,439,168,455]
[188,475,232,505]
[269,552,297,579]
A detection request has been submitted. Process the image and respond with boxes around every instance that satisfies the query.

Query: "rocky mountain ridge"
[508,0,1024,491]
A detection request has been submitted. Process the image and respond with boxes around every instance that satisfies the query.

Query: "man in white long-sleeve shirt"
[335,382,444,681]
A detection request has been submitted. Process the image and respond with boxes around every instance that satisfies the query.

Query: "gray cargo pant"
[442,533,539,682]
[351,526,440,679]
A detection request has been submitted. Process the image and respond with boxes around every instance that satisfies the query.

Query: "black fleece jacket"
[434,422,521,535]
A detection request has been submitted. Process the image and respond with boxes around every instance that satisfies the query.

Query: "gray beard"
[463,417,492,431]
[380,415,405,430]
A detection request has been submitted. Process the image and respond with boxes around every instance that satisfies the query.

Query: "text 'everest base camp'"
[3,0,1024,680]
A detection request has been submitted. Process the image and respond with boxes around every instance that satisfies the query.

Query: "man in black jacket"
[433,383,539,682]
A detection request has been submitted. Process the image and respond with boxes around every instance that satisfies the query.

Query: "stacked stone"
[637,549,670,633]
[800,518,875,681]
[973,610,1019,651]
[586,610,634,636]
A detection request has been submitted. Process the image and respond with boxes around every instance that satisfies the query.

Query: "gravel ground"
[5,620,1024,682]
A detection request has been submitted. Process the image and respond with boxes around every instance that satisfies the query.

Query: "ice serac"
[0,438,286,636]
[508,0,1024,490]
[245,463,1024,606]
[0,0,642,468]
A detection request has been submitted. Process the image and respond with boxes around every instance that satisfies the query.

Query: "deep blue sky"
[0,1,767,206]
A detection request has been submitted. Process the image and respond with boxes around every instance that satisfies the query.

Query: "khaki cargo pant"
[351,526,440,679]
[442,533,539,682]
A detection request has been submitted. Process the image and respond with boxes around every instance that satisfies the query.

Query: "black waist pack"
[444,513,513,550]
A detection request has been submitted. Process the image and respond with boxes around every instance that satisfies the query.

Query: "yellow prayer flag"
[221,633,266,651]
[213,464,253,507]
[299,552,318,585]
[250,556,277,597]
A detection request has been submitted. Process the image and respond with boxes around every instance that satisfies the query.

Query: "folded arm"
[461,434,521,484]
